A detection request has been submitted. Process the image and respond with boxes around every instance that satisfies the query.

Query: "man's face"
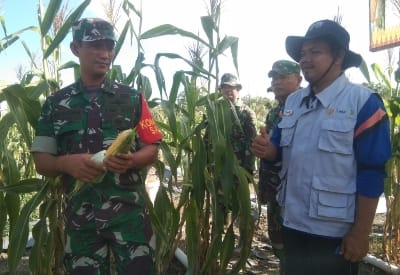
[270,73,301,101]
[220,85,240,103]
[299,39,337,85]
[74,39,115,78]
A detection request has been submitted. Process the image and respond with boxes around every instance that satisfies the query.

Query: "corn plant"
[381,62,400,265]
[0,1,92,273]
[360,60,400,266]
[0,0,257,274]
[137,1,256,273]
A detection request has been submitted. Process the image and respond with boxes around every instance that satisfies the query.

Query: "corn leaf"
[7,181,50,273]
[44,0,91,59]
[40,0,62,37]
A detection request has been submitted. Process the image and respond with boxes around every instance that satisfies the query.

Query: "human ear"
[335,49,346,66]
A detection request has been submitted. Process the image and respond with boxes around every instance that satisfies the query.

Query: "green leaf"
[0,113,15,144]
[0,193,7,251]
[154,52,211,79]
[30,199,56,274]
[138,75,153,99]
[7,182,50,273]
[159,142,178,179]
[5,193,21,235]
[229,38,239,75]
[0,35,19,51]
[114,21,130,62]
[3,84,41,137]
[394,67,400,84]
[0,26,38,53]
[25,80,51,100]
[359,57,371,84]
[200,15,214,46]
[43,0,91,59]
[21,40,39,70]
[168,71,185,105]
[371,63,392,91]
[185,199,199,273]
[140,24,210,48]
[216,35,238,56]
[40,0,62,37]
[0,15,6,36]
[1,149,20,185]
[219,226,235,269]
[161,101,178,141]
[122,0,142,19]
[0,178,43,194]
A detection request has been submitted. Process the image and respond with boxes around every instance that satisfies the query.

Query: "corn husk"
[71,128,136,196]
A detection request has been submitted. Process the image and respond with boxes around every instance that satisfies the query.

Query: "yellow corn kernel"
[105,128,136,157]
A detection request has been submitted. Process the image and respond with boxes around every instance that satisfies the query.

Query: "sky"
[0,0,398,99]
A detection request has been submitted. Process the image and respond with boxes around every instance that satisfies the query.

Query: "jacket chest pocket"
[318,119,354,155]
[278,118,297,147]
[53,109,84,153]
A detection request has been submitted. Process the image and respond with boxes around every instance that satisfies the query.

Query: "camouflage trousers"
[267,198,285,264]
[258,176,285,264]
[63,224,155,275]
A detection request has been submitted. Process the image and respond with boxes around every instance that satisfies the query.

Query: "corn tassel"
[71,128,136,196]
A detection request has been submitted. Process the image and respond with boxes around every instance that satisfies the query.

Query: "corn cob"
[71,128,136,196]
[105,128,136,157]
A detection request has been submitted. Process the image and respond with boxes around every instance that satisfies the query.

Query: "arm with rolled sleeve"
[31,97,105,181]
[341,93,392,262]
[31,97,64,177]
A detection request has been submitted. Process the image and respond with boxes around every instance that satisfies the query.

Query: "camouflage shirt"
[231,101,257,174]
[32,77,162,235]
[258,102,283,202]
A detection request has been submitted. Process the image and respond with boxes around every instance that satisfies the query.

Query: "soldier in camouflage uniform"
[218,73,257,246]
[258,60,301,274]
[31,18,162,274]
[219,73,257,175]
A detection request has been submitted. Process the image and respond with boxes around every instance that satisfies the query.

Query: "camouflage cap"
[72,18,116,42]
[219,73,242,90]
[268,60,300,77]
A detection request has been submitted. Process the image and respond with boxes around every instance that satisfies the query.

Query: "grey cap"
[219,73,242,90]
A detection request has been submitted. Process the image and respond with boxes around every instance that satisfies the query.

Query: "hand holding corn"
[71,128,136,195]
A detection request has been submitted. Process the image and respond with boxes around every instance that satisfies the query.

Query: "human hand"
[61,154,105,183]
[103,152,133,173]
[340,229,370,262]
[251,127,275,159]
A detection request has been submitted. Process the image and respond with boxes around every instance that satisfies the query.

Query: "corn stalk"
[0,1,91,274]
[361,59,400,266]
[138,0,253,273]
[1,0,255,274]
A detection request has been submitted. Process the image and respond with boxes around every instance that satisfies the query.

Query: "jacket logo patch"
[283,109,293,116]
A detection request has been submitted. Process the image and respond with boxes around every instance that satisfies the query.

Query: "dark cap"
[219,73,242,90]
[72,18,116,42]
[268,60,300,77]
[285,19,362,70]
